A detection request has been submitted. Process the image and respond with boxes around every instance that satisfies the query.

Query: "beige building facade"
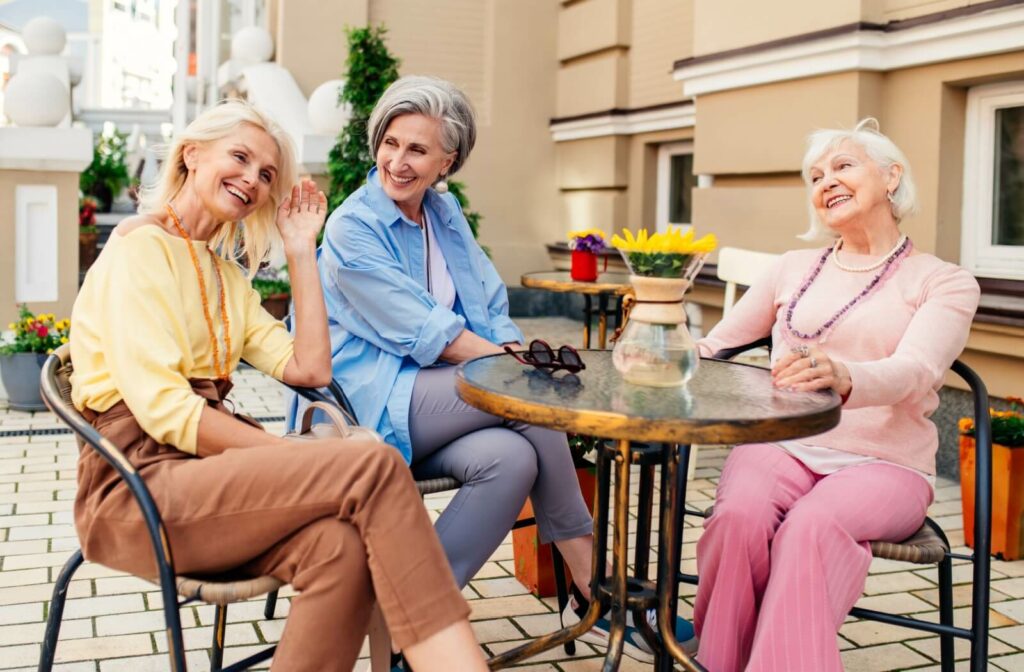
[548,0,1024,399]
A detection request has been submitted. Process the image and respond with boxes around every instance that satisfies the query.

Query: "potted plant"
[567,229,608,282]
[80,129,130,213]
[512,434,600,597]
[252,266,291,320]
[960,396,1024,559]
[1,306,70,411]
[79,196,100,272]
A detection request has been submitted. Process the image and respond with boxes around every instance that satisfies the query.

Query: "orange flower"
[958,417,975,434]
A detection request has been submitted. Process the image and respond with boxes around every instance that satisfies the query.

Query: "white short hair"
[368,75,476,177]
[798,118,918,242]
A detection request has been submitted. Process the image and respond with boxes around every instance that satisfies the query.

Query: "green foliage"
[326,26,401,211]
[252,266,291,300]
[447,180,487,251]
[625,252,695,278]
[80,129,130,211]
[568,434,603,466]
[961,397,1024,447]
[2,306,70,355]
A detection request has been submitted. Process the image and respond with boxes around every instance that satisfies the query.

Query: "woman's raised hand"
[277,179,327,255]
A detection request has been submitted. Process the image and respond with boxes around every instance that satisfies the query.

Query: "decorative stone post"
[0,17,92,328]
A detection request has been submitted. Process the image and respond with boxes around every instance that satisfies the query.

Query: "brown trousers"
[74,379,469,671]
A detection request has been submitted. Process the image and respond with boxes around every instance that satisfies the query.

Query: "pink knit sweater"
[697,248,980,475]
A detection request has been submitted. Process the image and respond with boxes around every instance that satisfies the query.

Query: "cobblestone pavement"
[1,317,1021,671]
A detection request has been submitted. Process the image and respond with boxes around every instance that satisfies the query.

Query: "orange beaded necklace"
[165,203,232,380]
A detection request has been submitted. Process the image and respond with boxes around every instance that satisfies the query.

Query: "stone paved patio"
[1,317,1021,671]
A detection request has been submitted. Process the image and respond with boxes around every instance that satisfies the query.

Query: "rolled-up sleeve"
[323,212,465,367]
[476,241,523,344]
[101,234,207,454]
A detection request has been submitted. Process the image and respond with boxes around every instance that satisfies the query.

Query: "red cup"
[570,250,599,281]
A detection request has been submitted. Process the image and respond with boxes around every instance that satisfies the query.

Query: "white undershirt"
[776,440,936,490]
[422,210,456,310]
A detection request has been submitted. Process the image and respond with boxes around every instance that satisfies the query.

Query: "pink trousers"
[693,443,933,672]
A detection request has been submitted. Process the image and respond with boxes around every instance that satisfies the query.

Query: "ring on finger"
[809,356,818,369]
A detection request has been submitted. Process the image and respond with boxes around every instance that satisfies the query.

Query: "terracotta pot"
[79,231,99,272]
[261,293,291,321]
[0,352,47,412]
[960,435,1024,560]
[513,463,597,596]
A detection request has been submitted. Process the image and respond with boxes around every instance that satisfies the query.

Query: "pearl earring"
[434,176,449,194]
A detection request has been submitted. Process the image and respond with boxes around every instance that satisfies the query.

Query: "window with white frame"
[962,81,1024,280]
[656,142,695,233]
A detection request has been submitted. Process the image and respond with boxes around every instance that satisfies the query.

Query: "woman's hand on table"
[771,344,852,398]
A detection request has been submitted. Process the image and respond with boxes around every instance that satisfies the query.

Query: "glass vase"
[612,252,706,387]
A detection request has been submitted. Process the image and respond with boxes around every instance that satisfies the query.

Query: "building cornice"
[549,101,694,142]
[672,0,1024,97]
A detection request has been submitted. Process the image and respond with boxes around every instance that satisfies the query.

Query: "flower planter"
[513,463,597,597]
[570,250,598,281]
[0,352,47,412]
[960,435,1024,560]
[261,293,291,321]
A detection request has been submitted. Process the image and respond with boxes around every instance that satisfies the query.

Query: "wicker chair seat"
[171,572,285,606]
[869,523,948,565]
[416,476,461,495]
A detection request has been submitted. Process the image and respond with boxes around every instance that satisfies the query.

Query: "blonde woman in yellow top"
[69,100,485,672]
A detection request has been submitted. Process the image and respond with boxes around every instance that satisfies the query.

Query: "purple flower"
[572,234,607,255]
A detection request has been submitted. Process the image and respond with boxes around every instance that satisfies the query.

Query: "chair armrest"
[710,336,773,361]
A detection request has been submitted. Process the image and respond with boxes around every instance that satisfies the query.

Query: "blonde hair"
[799,117,918,242]
[137,99,297,277]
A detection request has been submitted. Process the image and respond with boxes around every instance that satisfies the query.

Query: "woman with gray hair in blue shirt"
[307,75,694,662]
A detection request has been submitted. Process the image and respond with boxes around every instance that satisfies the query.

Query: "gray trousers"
[409,366,594,587]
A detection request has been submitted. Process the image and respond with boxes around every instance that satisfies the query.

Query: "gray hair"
[368,75,477,177]
[798,118,918,242]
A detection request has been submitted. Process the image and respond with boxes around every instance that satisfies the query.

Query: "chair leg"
[210,604,228,672]
[263,589,279,620]
[551,544,576,655]
[37,550,85,672]
[937,554,955,672]
[368,604,393,672]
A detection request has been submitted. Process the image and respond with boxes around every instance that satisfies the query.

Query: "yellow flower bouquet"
[611,226,717,279]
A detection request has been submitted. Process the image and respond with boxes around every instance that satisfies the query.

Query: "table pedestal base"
[487,440,705,672]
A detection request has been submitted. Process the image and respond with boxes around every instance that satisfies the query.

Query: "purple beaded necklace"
[784,236,913,344]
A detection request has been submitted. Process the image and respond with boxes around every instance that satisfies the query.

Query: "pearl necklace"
[831,234,909,273]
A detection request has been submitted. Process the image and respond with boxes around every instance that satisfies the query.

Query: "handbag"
[285,401,385,444]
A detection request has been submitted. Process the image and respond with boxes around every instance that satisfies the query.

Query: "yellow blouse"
[70,226,294,454]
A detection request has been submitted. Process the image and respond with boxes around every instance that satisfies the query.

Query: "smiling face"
[375,113,456,219]
[183,123,280,221]
[808,140,902,234]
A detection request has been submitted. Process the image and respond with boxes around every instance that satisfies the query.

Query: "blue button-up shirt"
[287,168,523,462]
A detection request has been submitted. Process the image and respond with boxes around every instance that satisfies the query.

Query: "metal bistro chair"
[261,324,574,668]
[38,344,325,672]
[678,337,992,672]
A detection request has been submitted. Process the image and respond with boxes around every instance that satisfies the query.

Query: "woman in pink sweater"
[692,119,980,672]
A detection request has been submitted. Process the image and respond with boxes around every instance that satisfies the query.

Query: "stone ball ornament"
[3,72,69,127]
[231,26,274,65]
[22,16,66,55]
[308,79,352,136]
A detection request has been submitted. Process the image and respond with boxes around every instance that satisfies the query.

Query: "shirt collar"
[365,167,458,229]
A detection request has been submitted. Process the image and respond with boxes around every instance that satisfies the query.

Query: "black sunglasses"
[504,339,586,374]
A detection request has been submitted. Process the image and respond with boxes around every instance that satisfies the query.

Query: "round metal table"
[521,271,632,349]
[457,351,841,671]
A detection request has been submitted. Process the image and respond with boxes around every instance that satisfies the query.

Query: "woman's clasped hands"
[771,343,853,398]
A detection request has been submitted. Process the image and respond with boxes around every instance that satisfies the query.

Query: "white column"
[172,0,191,132]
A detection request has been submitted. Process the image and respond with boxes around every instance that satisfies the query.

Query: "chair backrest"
[716,247,781,315]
